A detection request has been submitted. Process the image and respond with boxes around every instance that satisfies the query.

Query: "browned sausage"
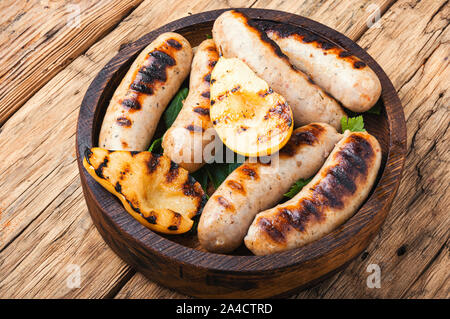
[212,10,346,129]
[99,32,193,150]
[198,123,342,253]
[162,39,219,172]
[245,130,382,255]
[258,21,382,112]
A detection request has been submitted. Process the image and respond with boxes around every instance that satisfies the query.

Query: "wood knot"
[396,245,407,256]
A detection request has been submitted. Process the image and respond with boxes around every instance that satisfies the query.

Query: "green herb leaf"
[148,137,162,153]
[163,87,189,128]
[226,161,243,175]
[341,115,366,132]
[207,163,230,189]
[201,161,244,190]
[205,34,212,39]
[365,104,382,115]
[284,177,312,198]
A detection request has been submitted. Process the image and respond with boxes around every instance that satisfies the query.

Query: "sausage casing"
[162,39,219,172]
[212,10,346,129]
[258,22,382,112]
[244,130,382,255]
[99,32,193,150]
[198,123,342,253]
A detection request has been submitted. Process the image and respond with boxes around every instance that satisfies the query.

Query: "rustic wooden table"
[0,0,448,299]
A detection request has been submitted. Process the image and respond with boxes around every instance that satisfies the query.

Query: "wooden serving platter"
[76,8,406,298]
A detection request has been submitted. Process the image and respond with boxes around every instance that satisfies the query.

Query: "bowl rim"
[76,8,407,274]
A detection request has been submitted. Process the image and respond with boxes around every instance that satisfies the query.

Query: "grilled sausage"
[212,10,346,129]
[198,123,342,253]
[99,32,193,151]
[244,130,382,255]
[258,22,382,112]
[162,39,219,172]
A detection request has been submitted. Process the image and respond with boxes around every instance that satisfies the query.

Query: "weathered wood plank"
[0,0,143,125]
[0,0,258,299]
[294,0,449,298]
[115,273,187,299]
[0,177,133,298]
[404,239,449,299]
[0,0,447,299]
[253,0,397,39]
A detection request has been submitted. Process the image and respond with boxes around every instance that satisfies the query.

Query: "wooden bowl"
[76,8,406,298]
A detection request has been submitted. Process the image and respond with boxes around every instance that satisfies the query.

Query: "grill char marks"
[126,48,177,109]
[233,10,289,61]
[258,20,367,70]
[143,214,157,224]
[226,180,246,195]
[168,213,182,230]
[193,107,210,116]
[280,124,325,157]
[258,87,273,98]
[258,21,338,50]
[116,116,132,127]
[94,157,109,179]
[215,195,235,212]
[201,91,210,99]
[183,175,204,198]
[122,99,141,111]
[182,175,208,215]
[166,38,182,49]
[115,182,122,193]
[166,161,179,183]
[258,218,286,243]
[237,164,259,180]
[263,101,292,128]
[259,134,375,243]
[126,199,141,214]
[146,153,161,174]
[231,85,240,93]
[84,148,93,166]
[139,50,176,83]
[130,82,153,95]
[185,124,204,133]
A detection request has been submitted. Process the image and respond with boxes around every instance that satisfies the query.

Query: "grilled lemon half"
[83,148,206,234]
[210,57,293,157]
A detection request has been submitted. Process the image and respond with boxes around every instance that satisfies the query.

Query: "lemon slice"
[210,57,293,157]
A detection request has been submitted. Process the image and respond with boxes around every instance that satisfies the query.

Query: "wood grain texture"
[0,0,447,299]
[115,272,186,299]
[405,239,449,299]
[0,0,260,299]
[253,0,397,39]
[0,0,143,125]
[293,0,450,299]
[0,178,133,298]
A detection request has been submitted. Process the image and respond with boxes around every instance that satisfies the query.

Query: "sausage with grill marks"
[162,39,220,172]
[212,10,346,129]
[258,21,382,112]
[244,130,382,255]
[198,123,342,253]
[99,32,193,151]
